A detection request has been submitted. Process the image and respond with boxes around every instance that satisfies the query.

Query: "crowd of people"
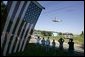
[35,36,74,52]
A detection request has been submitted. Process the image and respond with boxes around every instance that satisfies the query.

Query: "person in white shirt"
[36,36,41,45]
[45,37,50,52]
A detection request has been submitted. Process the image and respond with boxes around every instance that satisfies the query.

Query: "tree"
[81,31,84,35]
[58,32,62,35]
[47,32,52,36]
[80,31,84,36]
[80,31,84,38]
[41,31,52,36]
[41,31,46,36]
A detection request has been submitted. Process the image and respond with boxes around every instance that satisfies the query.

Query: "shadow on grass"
[7,43,84,56]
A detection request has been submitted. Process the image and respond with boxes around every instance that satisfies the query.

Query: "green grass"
[73,35,84,44]
[7,43,84,56]
[40,35,84,45]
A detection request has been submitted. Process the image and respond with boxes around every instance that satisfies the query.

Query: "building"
[1,1,44,56]
[63,32,73,39]
[52,32,58,36]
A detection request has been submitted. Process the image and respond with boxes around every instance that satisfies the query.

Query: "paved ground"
[29,37,84,53]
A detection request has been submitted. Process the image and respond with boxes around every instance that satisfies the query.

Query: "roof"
[63,33,73,35]
[32,1,45,9]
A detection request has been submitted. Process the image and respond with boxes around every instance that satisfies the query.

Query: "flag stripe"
[1,1,17,48]
[13,22,26,53]
[21,24,31,50]
[7,1,13,13]
[8,1,28,54]
[17,22,27,52]
[22,24,33,51]
[24,24,31,38]
[3,1,25,56]
[6,1,21,33]
[13,1,31,52]
[17,1,31,36]
[18,23,30,52]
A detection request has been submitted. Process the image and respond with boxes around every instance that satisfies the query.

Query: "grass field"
[7,34,84,56]
[40,35,84,45]
[7,43,84,56]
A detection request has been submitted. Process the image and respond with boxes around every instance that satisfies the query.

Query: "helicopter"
[52,17,62,22]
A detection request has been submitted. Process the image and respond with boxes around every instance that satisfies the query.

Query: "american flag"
[1,1,44,56]
[23,2,42,24]
[18,2,42,52]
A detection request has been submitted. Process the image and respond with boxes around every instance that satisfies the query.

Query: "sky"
[3,1,84,35]
[35,1,84,35]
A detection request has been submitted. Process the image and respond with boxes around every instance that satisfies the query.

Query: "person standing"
[52,39,56,48]
[41,37,45,46]
[58,38,64,50]
[36,36,41,45]
[68,39,74,51]
[45,37,50,52]
[68,39,74,55]
[52,39,56,54]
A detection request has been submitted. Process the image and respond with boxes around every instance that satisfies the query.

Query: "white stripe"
[9,1,25,34]
[18,23,30,52]
[13,22,26,53]
[1,1,17,48]
[13,1,31,53]
[22,24,33,51]
[3,1,25,56]
[9,1,31,53]
[9,3,29,53]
